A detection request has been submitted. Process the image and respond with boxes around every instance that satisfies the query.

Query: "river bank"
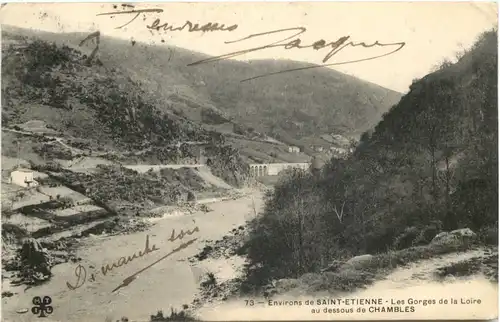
[1,190,264,322]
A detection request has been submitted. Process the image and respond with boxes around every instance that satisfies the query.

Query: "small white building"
[288,146,300,153]
[10,169,38,188]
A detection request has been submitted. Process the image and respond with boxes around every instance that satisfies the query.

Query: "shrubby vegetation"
[149,308,199,321]
[204,144,250,187]
[27,40,209,149]
[33,143,73,160]
[241,30,498,290]
[52,165,203,214]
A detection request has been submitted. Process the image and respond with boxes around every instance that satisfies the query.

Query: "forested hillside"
[2,40,211,151]
[241,29,498,286]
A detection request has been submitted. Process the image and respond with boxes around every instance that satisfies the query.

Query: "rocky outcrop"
[191,226,246,261]
[393,221,443,250]
[321,259,344,273]
[340,254,374,271]
[16,238,53,284]
[260,278,300,298]
[431,228,477,248]
[5,238,62,285]
[1,224,29,255]
[322,255,375,274]
[204,145,249,188]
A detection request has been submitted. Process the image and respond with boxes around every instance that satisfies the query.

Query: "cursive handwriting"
[66,264,87,290]
[101,234,159,276]
[95,7,404,81]
[187,27,406,82]
[112,238,197,293]
[66,224,200,291]
[97,7,237,33]
[97,8,164,30]
[66,234,159,290]
[147,19,238,33]
[168,226,200,242]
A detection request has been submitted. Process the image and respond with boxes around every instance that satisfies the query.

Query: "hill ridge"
[2,25,402,147]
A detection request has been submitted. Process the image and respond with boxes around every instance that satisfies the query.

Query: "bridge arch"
[249,162,311,177]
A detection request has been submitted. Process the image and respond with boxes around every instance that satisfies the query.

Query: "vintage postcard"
[0,2,498,322]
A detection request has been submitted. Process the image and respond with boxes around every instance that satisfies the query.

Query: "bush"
[33,143,73,160]
[2,223,30,244]
[393,227,420,250]
[32,162,63,172]
[150,309,199,321]
[200,272,217,290]
[305,270,376,293]
[413,221,442,246]
[204,144,249,187]
[478,226,498,245]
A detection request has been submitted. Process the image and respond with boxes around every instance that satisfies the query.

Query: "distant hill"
[2,26,402,148]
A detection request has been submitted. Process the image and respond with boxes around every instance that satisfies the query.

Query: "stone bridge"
[123,162,311,177]
[249,162,311,177]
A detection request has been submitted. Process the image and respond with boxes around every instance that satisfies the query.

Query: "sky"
[1,2,497,92]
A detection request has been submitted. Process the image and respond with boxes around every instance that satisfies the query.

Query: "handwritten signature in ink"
[66,224,200,292]
[188,27,406,82]
[95,7,405,81]
[97,6,238,33]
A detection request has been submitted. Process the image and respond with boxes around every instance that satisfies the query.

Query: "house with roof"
[9,168,38,188]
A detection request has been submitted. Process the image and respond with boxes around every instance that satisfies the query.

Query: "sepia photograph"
[0,2,498,321]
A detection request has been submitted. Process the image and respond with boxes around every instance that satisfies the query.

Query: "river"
[2,191,264,322]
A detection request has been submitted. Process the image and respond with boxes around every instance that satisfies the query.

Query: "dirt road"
[197,248,498,321]
[2,191,264,322]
